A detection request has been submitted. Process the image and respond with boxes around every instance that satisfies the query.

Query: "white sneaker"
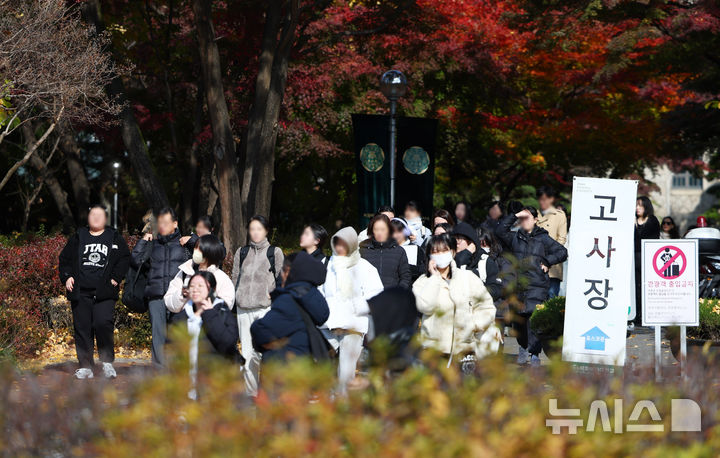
[102,362,117,379]
[75,368,94,379]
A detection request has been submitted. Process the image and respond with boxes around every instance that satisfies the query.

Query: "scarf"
[331,250,361,299]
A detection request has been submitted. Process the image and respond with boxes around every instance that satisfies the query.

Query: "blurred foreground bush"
[3,335,718,456]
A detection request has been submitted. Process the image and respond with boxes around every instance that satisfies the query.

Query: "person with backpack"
[250,252,329,362]
[58,205,130,379]
[494,206,567,366]
[299,223,329,265]
[390,217,426,281]
[131,207,190,367]
[168,271,242,400]
[232,215,284,397]
[320,227,383,395]
[164,234,235,313]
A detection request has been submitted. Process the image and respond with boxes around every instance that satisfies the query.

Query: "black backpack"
[122,243,152,313]
[233,245,277,290]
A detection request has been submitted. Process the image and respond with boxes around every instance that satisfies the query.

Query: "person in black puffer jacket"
[131,207,189,366]
[495,206,567,365]
[251,252,330,362]
[360,214,411,290]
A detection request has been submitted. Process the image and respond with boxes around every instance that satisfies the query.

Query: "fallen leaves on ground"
[20,330,150,371]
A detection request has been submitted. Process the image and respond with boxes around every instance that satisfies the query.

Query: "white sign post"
[641,239,699,380]
[562,177,637,366]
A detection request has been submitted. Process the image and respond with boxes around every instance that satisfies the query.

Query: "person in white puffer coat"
[412,233,502,370]
[320,226,383,395]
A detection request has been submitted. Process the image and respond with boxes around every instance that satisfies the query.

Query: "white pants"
[322,329,364,396]
[237,307,269,397]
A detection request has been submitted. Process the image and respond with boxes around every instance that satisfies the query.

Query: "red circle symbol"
[652,245,686,280]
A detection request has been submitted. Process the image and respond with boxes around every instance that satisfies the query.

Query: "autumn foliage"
[0,233,65,358]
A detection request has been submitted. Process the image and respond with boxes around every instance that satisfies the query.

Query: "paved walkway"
[16,327,686,397]
[501,326,682,376]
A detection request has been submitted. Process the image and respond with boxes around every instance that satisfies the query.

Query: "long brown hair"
[433,208,456,227]
[367,214,392,241]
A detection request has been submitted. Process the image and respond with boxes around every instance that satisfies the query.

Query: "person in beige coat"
[231,215,284,397]
[412,234,502,371]
[536,186,567,298]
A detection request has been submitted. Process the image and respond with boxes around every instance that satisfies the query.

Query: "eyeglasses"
[662,221,672,225]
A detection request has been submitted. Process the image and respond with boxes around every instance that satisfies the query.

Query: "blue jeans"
[548,278,561,299]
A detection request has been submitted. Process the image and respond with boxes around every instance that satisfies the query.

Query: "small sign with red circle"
[652,245,686,280]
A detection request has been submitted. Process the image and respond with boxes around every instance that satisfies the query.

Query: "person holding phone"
[412,234,501,373]
[169,271,242,400]
[164,234,235,313]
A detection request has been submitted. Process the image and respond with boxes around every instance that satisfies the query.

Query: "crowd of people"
[57,187,684,397]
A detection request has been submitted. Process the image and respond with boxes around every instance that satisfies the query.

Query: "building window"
[672,172,703,189]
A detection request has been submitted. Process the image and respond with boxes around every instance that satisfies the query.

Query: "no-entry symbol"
[652,245,687,280]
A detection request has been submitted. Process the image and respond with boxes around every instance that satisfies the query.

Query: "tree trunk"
[82,0,170,213]
[58,123,91,223]
[22,124,75,233]
[192,0,245,252]
[181,81,204,232]
[197,155,215,223]
[241,0,298,219]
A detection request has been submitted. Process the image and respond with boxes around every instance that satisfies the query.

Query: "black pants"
[513,312,541,356]
[71,293,115,368]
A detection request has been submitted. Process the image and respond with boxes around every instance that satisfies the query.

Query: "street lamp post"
[380,70,407,208]
[112,162,120,228]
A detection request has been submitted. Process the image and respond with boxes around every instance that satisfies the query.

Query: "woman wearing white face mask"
[164,234,235,313]
[412,234,502,371]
